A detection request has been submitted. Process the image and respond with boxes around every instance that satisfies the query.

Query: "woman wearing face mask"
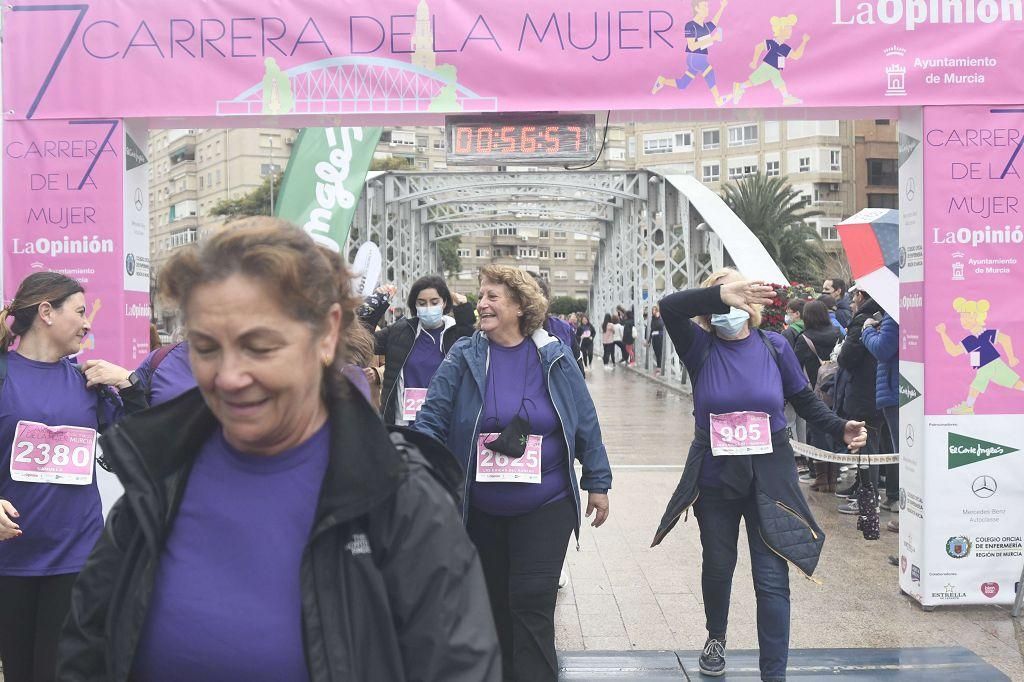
[650,269,867,682]
[374,276,475,425]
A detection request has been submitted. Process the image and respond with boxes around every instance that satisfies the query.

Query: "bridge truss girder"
[349,170,717,389]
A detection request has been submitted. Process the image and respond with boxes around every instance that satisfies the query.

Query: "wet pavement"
[556,363,1024,679]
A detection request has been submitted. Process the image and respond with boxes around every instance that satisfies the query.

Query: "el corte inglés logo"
[898,375,921,407]
[947,433,1018,470]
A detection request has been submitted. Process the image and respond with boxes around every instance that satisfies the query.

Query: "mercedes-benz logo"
[906,177,916,201]
[905,424,915,447]
[971,475,997,499]
[134,188,144,212]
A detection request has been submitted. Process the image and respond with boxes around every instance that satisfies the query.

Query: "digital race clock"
[445,114,597,166]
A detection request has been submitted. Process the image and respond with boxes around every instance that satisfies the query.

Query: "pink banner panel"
[922,105,1024,416]
[2,118,147,367]
[3,0,1024,121]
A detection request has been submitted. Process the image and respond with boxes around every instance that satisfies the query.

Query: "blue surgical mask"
[784,313,792,325]
[710,307,750,338]
[417,305,444,329]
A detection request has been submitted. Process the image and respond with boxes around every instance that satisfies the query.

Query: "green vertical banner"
[275,127,382,253]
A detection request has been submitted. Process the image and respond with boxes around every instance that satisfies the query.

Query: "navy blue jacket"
[861,314,899,409]
[412,329,612,536]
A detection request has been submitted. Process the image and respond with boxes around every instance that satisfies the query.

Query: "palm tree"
[721,173,826,282]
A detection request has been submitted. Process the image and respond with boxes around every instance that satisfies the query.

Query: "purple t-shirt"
[135,342,197,406]
[471,339,571,516]
[132,424,329,681]
[685,20,716,54]
[763,39,792,69]
[403,326,446,389]
[682,329,808,487]
[961,329,999,368]
[545,317,576,352]
[0,353,104,576]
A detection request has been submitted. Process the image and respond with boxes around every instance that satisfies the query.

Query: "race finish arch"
[3,0,1024,609]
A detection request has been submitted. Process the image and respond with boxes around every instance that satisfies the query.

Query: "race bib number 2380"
[9,420,97,485]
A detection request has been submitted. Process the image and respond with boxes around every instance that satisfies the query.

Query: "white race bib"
[9,420,97,485]
[475,433,542,484]
[970,350,982,369]
[710,412,772,457]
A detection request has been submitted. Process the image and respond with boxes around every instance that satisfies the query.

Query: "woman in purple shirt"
[0,272,145,682]
[414,265,612,682]
[650,269,866,682]
[57,218,499,682]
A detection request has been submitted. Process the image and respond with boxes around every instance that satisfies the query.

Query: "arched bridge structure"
[217,56,498,116]
[350,170,732,386]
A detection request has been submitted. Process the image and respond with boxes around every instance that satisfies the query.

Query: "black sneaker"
[835,483,858,499]
[699,637,726,676]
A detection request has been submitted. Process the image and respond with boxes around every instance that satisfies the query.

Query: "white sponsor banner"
[122,123,150,293]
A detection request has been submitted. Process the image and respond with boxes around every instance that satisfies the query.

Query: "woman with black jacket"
[56,220,499,682]
[373,276,476,425]
[793,300,843,492]
[576,315,597,369]
[651,269,866,682]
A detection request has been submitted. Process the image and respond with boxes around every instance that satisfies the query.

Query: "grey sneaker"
[838,500,860,515]
[699,637,727,676]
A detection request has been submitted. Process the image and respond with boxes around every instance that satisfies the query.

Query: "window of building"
[575,250,588,260]
[818,220,840,241]
[728,124,758,147]
[868,193,899,209]
[199,176,204,189]
[260,163,281,176]
[798,156,811,173]
[553,270,568,281]
[553,230,567,239]
[433,138,446,150]
[168,228,198,249]
[766,160,780,176]
[830,150,841,171]
[643,133,674,155]
[673,131,693,151]
[702,162,720,182]
[261,135,278,148]
[520,247,538,258]
[574,271,589,281]
[391,131,416,146]
[727,158,757,179]
[606,148,625,161]
[874,119,891,125]
[627,138,636,158]
[457,248,471,258]
[764,121,780,144]
[539,230,550,238]
[539,248,550,258]
[702,129,720,150]
[553,250,567,260]
[206,172,212,187]
[867,158,898,186]
[476,248,489,258]
[495,227,518,236]
[215,170,222,186]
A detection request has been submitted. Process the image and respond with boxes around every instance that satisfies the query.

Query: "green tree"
[721,173,826,283]
[209,171,283,220]
[370,156,415,171]
[549,296,589,316]
[436,237,462,278]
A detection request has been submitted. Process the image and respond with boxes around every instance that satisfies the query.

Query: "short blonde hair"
[770,14,797,32]
[695,267,762,330]
[479,265,548,336]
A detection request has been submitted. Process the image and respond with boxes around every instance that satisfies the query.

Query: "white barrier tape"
[791,441,899,466]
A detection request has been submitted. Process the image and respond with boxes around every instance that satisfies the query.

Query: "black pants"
[467,497,576,682]
[0,573,78,682]
[615,341,627,363]
[580,340,594,367]
[651,336,664,368]
[602,343,615,366]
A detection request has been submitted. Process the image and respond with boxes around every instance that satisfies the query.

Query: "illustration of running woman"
[651,0,731,107]
[936,297,1024,414]
[733,15,809,106]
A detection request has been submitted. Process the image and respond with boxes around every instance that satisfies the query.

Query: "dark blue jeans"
[694,485,790,682]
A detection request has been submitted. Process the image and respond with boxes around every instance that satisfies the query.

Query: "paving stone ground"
[555,364,1024,680]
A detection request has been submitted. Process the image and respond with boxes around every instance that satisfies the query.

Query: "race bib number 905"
[475,433,542,484]
[9,420,97,485]
[710,411,772,457]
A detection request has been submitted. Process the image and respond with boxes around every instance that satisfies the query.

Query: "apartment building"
[147,127,297,325]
